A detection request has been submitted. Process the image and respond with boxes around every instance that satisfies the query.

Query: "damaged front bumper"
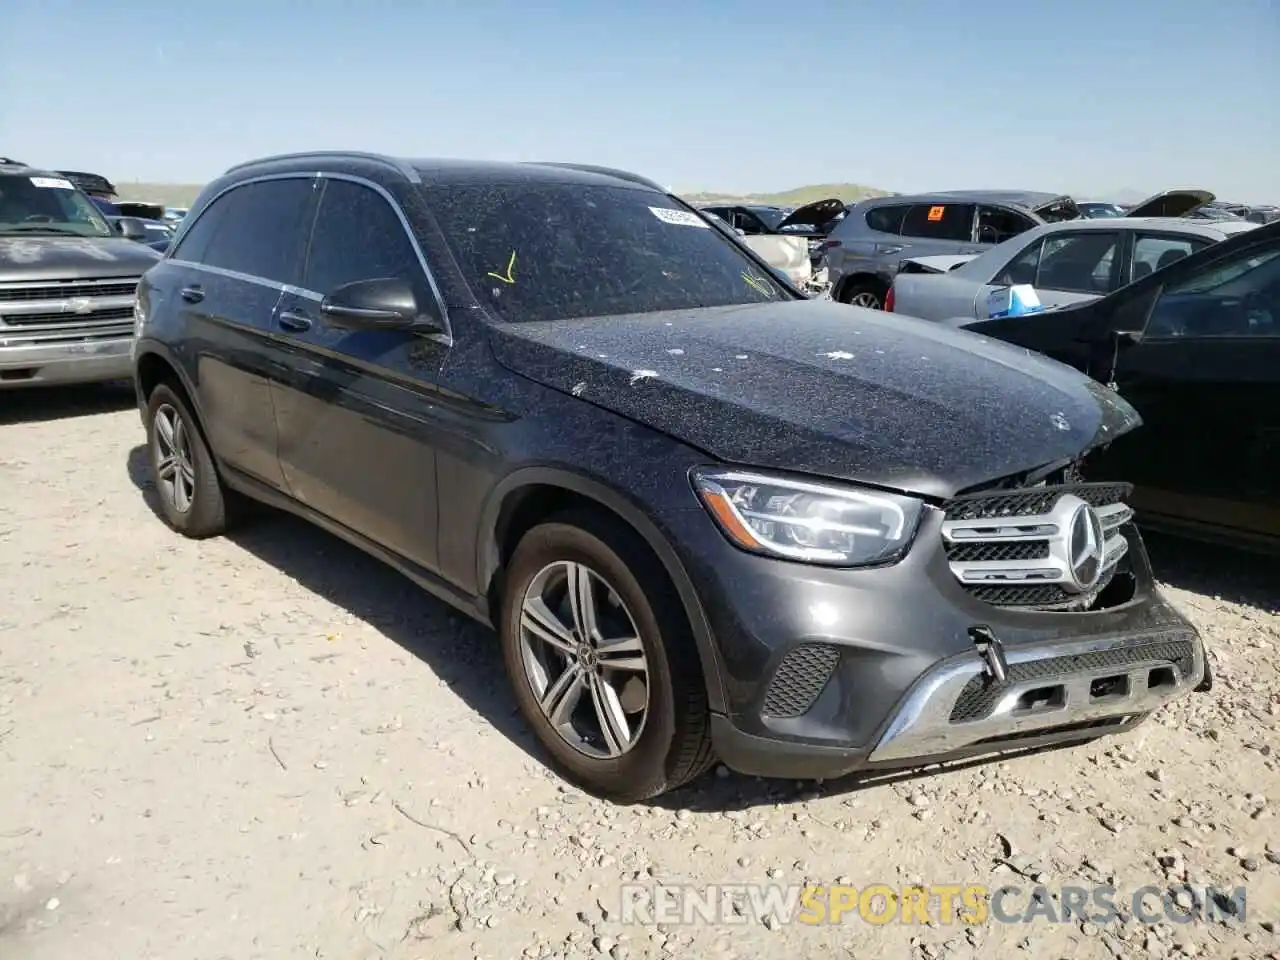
[866,629,1205,765]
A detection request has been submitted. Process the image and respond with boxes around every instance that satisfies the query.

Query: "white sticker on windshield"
[30,177,74,190]
[649,206,710,228]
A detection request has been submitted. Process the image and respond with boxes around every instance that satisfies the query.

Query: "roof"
[1011,216,1257,243]
[864,189,1066,209]
[0,162,62,179]
[223,151,666,193]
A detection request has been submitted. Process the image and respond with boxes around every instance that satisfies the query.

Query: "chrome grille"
[941,482,1134,611]
[0,278,139,302]
[0,277,140,345]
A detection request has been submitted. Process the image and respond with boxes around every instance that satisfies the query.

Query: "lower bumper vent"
[762,644,841,718]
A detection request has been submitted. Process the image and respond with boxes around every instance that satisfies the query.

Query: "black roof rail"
[223,151,421,183]
[524,161,666,192]
[0,157,26,166]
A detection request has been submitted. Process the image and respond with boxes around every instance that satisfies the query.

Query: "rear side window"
[170,193,231,264]
[192,178,315,285]
[864,204,910,234]
[1131,234,1212,282]
[900,203,975,242]
[304,178,423,294]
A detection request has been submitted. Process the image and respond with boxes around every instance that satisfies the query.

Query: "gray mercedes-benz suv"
[133,152,1208,801]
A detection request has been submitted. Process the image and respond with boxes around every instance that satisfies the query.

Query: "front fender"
[476,465,727,714]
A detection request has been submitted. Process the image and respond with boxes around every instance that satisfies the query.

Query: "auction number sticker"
[649,207,710,228]
[30,177,75,190]
[927,205,946,221]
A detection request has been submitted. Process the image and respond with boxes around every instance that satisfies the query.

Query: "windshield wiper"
[0,224,88,237]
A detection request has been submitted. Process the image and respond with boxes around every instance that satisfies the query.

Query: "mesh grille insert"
[762,644,841,719]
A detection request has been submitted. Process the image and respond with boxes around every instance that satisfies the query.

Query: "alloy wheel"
[518,560,650,759]
[850,290,882,309]
[152,403,196,514]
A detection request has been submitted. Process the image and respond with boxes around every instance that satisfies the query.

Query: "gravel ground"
[1,385,1278,960]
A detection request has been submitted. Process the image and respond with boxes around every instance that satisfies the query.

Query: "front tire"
[499,509,715,801]
[144,382,229,538]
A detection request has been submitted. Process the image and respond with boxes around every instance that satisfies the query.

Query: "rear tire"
[841,278,887,310]
[499,509,715,802]
[144,382,230,538]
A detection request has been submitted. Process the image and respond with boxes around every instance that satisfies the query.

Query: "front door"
[1099,244,1280,540]
[269,175,451,572]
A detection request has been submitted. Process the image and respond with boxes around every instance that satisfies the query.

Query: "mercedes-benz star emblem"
[1064,501,1105,592]
[65,297,93,315]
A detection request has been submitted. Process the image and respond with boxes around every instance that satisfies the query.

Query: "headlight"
[691,468,923,566]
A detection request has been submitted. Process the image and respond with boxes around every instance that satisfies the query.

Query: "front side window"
[0,174,113,238]
[1145,246,1280,338]
[304,178,422,294]
[425,182,791,323]
[1034,232,1120,293]
[200,178,315,284]
[976,205,1036,245]
[899,203,975,242]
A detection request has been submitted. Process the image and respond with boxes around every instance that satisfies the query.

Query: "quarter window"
[899,203,975,242]
[196,178,315,285]
[304,178,423,295]
[864,204,910,235]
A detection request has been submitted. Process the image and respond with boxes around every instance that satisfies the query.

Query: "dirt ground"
[1,385,1278,960]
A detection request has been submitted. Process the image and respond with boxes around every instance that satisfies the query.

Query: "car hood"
[776,198,846,231]
[1125,188,1214,219]
[488,299,1142,500]
[0,234,161,282]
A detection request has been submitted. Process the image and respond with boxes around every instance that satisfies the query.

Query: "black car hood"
[0,234,161,282]
[488,299,1142,500]
[776,198,846,231]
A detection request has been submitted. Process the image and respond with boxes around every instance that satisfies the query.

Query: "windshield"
[0,174,113,237]
[427,182,793,323]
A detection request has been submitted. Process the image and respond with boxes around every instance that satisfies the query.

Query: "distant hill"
[115,182,205,207]
[686,182,890,206]
[112,180,892,210]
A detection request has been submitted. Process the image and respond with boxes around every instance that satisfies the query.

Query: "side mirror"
[115,217,148,242]
[1113,329,1144,348]
[319,277,440,332]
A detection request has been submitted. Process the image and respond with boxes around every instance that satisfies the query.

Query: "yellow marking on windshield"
[487,250,517,284]
[742,271,774,297]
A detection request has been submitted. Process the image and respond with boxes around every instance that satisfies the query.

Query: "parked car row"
[11,148,1276,803]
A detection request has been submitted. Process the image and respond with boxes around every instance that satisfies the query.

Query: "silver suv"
[824,191,1081,309]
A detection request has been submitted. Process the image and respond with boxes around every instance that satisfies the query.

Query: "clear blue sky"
[2,0,1277,201]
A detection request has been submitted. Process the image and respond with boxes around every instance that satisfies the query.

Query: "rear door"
[160,176,316,488]
[897,202,978,260]
[269,175,450,571]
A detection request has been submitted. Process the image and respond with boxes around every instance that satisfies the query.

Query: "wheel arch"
[478,467,727,714]
[835,271,890,304]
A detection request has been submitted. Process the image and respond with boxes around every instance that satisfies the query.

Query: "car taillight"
[823,239,841,250]
[884,286,895,312]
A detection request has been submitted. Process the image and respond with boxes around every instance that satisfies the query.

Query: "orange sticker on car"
[927,205,945,221]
